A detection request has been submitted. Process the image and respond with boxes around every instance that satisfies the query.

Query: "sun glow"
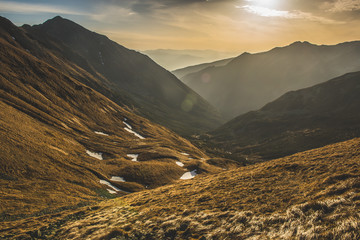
[245,0,279,8]
[239,0,292,18]
[241,5,291,18]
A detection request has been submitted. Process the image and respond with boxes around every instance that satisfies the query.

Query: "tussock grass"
[51,138,360,239]
[0,29,216,230]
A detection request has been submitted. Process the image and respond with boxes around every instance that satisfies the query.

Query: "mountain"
[207,71,360,161]
[0,16,235,220]
[172,57,234,79]
[5,138,360,239]
[143,49,236,71]
[25,16,223,136]
[182,41,360,120]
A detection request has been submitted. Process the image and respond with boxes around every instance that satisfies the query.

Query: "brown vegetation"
[2,138,357,239]
[0,17,229,224]
[1,16,360,240]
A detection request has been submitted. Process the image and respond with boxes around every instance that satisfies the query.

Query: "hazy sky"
[1,0,360,52]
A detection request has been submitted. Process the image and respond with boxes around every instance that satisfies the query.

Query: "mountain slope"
[182,41,360,120]
[172,57,234,79]
[8,138,360,239]
[0,16,229,219]
[208,71,360,161]
[26,16,223,136]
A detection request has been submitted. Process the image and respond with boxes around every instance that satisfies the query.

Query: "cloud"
[238,3,344,24]
[1,0,358,52]
[92,0,232,14]
[323,0,360,12]
[94,0,209,14]
[239,5,293,18]
[0,1,88,16]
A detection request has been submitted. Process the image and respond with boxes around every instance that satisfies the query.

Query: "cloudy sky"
[1,0,360,52]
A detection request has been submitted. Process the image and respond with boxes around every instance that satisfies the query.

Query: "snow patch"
[176,161,184,167]
[127,154,138,162]
[86,150,103,160]
[107,189,117,194]
[123,120,145,139]
[94,131,109,136]
[123,121,132,129]
[110,176,126,182]
[100,180,122,192]
[180,170,197,180]
[180,153,189,156]
[124,127,145,139]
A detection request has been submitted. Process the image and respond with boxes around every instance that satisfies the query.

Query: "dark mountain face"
[208,71,360,161]
[182,41,360,120]
[26,16,223,136]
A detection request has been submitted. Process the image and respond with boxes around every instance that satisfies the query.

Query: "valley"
[0,16,232,221]
[0,12,360,240]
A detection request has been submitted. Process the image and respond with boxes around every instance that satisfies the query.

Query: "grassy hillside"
[0,17,231,221]
[3,138,359,239]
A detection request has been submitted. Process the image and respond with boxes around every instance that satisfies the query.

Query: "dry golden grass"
[1,16,360,240]
[0,28,226,226]
[35,138,360,240]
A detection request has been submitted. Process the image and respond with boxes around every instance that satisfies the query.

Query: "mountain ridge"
[206,71,360,161]
[172,57,234,79]
[0,16,231,219]
[23,16,223,136]
[182,40,360,120]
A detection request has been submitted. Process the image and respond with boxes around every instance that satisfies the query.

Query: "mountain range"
[1,15,360,240]
[172,57,234,79]
[143,49,236,71]
[22,16,223,136]
[0,16,234,220]
[181,41,360,120]
[206,71,360,161]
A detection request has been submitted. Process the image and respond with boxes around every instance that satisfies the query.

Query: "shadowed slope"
[0,17,228,220]
[27,16,223,136]
[207,71,360,161]
[183,41,360,120]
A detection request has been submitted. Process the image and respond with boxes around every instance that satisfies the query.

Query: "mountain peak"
[51,15,64,21]
[43,15,67,25]
[289,40,313,47]
[40,15,85,33]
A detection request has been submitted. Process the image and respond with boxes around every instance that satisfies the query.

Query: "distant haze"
[142,49,237,71]
[182,41,360,120]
